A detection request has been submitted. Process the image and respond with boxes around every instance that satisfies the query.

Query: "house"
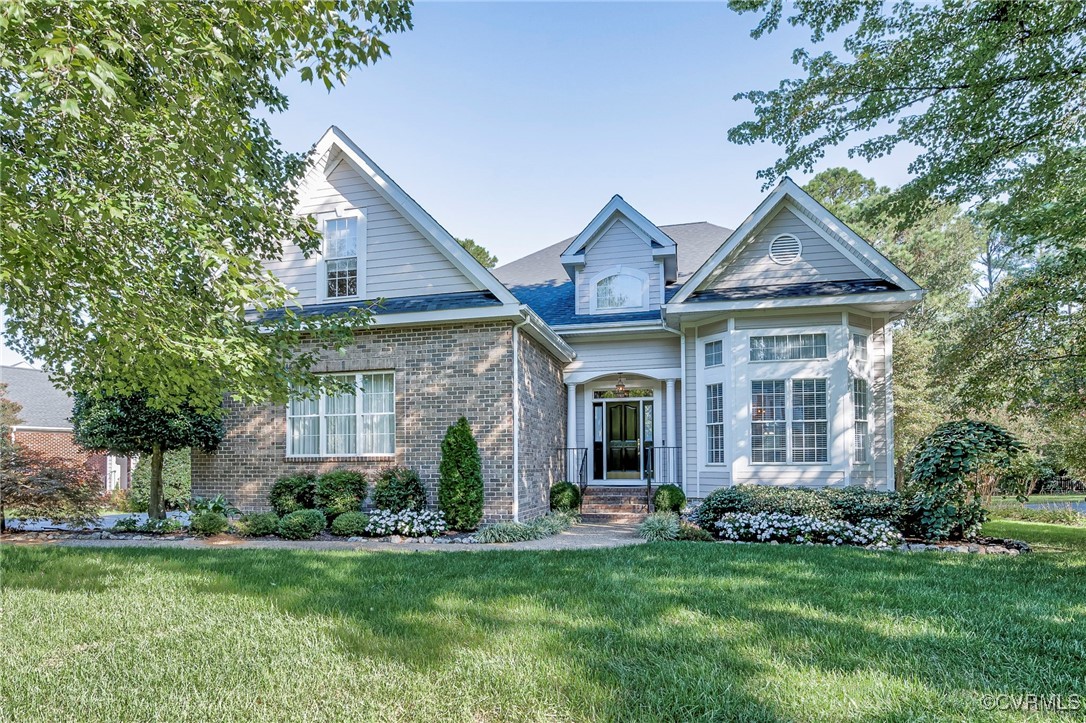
[2,365,133,491]
[191,127,922,522]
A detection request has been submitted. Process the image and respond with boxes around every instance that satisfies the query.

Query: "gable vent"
[769,234,802,265]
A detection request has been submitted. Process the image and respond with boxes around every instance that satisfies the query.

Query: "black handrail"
[556,447,588,497]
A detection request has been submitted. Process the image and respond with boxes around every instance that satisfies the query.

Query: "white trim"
[11,425,73,432]
[554,321,669,335]
[582,378,664,484]
[309,127,519,305]
[285,371,396,459]
[587,265,651,314]
[669,178,921,305]
[316,207,366,303]
[695,329,730,471]
[563,367,681,385]
[512,320,527,521]
[679,328,688,495]
[665,290,925,315]
[768,233,802,265]
[885,318,896,491]
[561,195,676,260]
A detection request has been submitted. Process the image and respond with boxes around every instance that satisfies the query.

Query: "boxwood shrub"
[277,509,327,540]
[189,511,229,536]
[237,511,279,537]
[314,469,368,520]
[372,467,426,512]
[691,484,902,529]
[330,511,371,537]
[269,473,317,517]
[652,484,686,513]
[550,481,581,512]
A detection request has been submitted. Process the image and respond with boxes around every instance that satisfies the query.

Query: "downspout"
[511,316,530,522]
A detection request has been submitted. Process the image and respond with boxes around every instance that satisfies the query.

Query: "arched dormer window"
[590,267,649,313]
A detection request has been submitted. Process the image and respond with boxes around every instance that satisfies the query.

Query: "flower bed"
[365,509,447,537]
[713,512,902,548]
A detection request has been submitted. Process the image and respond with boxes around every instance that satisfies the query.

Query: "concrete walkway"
[8,521,643,553]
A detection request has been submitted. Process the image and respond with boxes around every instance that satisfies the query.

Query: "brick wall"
[13,428,107,481]
[516,330,566,521]
[192,321,523,522]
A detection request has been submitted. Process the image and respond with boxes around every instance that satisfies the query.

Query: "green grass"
[983,519,1086,552]
[991,494,1086,504]
[3,544,1084,722]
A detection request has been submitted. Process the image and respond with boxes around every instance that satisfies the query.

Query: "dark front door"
[606,403,640,478]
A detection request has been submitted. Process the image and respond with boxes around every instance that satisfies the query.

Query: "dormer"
[560,196,677,315]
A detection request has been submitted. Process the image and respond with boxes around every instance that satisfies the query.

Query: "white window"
[751,378,828,464]
[323,216,360,299]
[595,272,645,310]
[704,340,723,367]
[287,372,395,457]
[706,383,726,464]
[751,380,787,463]
[750,333,827,362]
[791,379,828,463]
[853,377,869,463]
[851,333,869,365]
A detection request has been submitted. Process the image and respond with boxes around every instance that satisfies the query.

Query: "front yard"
[4,537,1084,722]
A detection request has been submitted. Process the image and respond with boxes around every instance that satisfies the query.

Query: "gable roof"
[558,195,680,282]
[307,127,519,307]
[669,177,921,305]
[495,222,732,326]
[1,365,73,428]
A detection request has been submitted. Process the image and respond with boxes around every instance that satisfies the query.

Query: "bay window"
[750,378,827,464]
[287,372,395,457]
[853,378,869,463]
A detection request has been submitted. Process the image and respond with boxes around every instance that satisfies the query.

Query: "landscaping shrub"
[989,502,1085,526]
[372,467,426,513]
[473,512,577,544]
[189,511,229,536]
[111,516,183,534]
[0,440,103,529]
[364,509,446,537]
[128,448,191,512]
[269,473,317,517]
[111,517,140,533]
[314,469,367,520]
[677,521,714,542]
[652,484,686,513]
[904,420,1023,540]
[714,512,901,547]
[823,486,903,525]
[236,512,279,537]
[330,511,371,537]
[691,485,834,527]
[188,494,239,516]
[438,417,484,530]
[638,512,681,542]
[550,481,581,512]
[277,509,326,540]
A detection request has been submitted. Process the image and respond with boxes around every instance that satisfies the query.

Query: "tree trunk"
[148,443,165,520]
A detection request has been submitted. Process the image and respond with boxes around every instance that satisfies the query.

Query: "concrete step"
[580,512,647,524]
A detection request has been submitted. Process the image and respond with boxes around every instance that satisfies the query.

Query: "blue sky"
[2,2,916,367]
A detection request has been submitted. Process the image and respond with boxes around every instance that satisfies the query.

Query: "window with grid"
[853,377,869,463]
[704,340,723,367]
[706,383,726,463]
[751,380,787,463]
[851,333,869,365]
[749,333,827,362]
[287,372,395,457]
[791,378,828,463]
[323,217,359,299]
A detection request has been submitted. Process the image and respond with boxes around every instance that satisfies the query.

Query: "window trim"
[749,332,828,363]
[286,371,395,459]
[852,376,870,464]
[705,382,726,464]
[587,266,650,314]
[317,207,367,303]
[697,331,730,468]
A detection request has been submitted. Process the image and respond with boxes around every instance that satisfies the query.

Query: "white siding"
[270,155,479,303]
[576,219,662,314]
[565,334,679,377]
[703,208,873,290]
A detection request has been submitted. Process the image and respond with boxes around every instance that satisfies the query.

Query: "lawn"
[3,543,1084,723]
[983,519,1086,552]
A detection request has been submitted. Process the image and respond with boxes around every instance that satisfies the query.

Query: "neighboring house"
[2,365,132,491]
[192,127,922,522]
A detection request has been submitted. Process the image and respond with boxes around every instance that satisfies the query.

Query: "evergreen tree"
[438,416,484,530]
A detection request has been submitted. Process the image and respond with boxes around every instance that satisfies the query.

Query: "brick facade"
[192,320,567,523]
[516,330,566,520]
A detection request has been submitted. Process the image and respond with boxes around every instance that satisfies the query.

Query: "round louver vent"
[769,234,802,265]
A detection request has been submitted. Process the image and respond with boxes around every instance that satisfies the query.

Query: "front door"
[606,403,640,479]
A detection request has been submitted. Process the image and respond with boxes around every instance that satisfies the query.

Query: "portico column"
[665,379,676,447]
[566,383,578,481]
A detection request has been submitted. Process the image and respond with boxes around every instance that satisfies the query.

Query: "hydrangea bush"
[714,512,902,548]
[364,509,447,537]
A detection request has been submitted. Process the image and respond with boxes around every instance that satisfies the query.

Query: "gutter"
[517,305,576,362]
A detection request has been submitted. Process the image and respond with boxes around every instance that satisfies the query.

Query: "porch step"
[580,512,648,524]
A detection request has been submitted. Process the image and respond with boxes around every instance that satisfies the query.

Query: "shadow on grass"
[5,543,1085,720]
